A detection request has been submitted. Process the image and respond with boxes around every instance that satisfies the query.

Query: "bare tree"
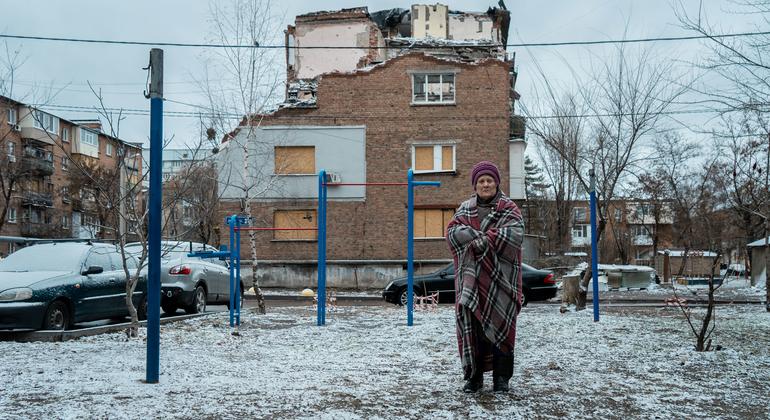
[0,42,27,237]
[523,92,585,256]
[197,0,285,315]
[676,1,770,309]
[524,42,690,309]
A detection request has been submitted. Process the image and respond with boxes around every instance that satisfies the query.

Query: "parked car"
[125,241,243,315]
[0,242,147,331]
[382,263,557,306]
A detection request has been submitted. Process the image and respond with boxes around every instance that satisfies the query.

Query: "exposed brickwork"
[223,53,513,262]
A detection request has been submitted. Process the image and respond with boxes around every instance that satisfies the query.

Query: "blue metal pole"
[228,215,235,327]
[235,216,241,326]
[317,170,327,326]
[407,169,414,326]
[145,49,163,384]
[590,170,600,322]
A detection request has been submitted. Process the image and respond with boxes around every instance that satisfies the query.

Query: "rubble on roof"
[296,7,370,22]
[369,8,411,37]
[385,37,506,62]
[278,79,318,109]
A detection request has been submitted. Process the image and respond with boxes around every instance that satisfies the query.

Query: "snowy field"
[1,303,769,419]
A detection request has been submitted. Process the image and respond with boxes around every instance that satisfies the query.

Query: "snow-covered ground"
[1,304,769,419]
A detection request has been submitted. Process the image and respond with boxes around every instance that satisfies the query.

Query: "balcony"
[71,198,98,212]
[21,147,54,176]
[510,115,526,139]
[20,222,53,237]
[21,191,53,207]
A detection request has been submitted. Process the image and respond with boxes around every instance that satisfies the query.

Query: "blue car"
[0,242,147,331]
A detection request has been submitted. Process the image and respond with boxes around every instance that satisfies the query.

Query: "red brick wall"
[223,53,512,261]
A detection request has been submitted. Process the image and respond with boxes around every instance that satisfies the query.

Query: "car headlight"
[0,288,34,302]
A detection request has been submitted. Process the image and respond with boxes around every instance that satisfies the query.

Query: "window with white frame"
[80,128,98,146]
[61,215,70,228]
[573,207,587,222]
[106,143,112,156]
[412,144,455,173]
[61,126,70,142]
[33,110,60,134]
[61,156,69,171]
[572,224,588,238]
[7,141,15,158]
[412,73,455,104]
[7,207,17,223]
[614,208,623,222]
[7,107,17,124]
[632,225,651,237]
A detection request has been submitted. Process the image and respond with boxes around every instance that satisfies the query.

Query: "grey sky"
[1,1,756,147]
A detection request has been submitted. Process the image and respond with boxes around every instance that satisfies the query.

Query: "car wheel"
[521,293,529,307]
[398,288,422,306]
[227,286,245,310]
[137,297,148,321]
[42,300,70,330]
[185,286,207,314]
[161,304,177,315]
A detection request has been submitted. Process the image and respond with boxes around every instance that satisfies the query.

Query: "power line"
[35,101,751,120]
[2,30,770,49]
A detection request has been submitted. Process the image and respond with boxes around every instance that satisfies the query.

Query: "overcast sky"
[1,1,756,149]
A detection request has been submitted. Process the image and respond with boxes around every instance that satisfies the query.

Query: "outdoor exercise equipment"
[317,169,440,327]
[186,214,246,328]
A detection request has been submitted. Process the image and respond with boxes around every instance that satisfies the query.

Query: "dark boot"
[463,369,484,393]
[492,353,513,393]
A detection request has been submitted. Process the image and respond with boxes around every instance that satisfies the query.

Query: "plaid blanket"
[446,193,524,379]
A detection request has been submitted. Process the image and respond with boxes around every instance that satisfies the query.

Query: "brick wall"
[223,53,512,262]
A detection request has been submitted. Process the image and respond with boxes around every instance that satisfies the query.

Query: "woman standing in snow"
[445,161,524,393]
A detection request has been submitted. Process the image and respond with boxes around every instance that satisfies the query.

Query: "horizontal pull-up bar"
[324,182,408,186]
[235,227,319,231]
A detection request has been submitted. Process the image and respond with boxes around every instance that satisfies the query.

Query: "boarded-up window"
[414,208,456,238]
[274,209,317,240]
[274,146,315,174]
[412,144,455,172]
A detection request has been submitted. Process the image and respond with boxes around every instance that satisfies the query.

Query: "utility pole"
[146,48,163,384]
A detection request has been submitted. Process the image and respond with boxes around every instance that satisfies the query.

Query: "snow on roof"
[387,36,500,47]
[2,305,768,418]
[657,250,719,257]
[747,236,770,247]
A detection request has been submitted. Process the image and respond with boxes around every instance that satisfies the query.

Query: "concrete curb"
[0,313,209,343]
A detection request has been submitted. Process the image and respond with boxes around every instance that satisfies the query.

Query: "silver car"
[126,241,242,315]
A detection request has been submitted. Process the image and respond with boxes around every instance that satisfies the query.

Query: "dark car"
[382,263,557,306]
[0,242,147,331]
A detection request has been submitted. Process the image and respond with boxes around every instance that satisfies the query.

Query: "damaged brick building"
[216,3,527,289]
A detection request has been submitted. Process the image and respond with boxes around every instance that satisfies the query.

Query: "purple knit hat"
[471,160,500,186]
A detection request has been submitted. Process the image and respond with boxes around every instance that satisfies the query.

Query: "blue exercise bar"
[316,169,439,327]
[589,170,600,322]
[407,169,440,326]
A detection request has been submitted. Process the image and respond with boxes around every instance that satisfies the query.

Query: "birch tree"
[198,0,284,314]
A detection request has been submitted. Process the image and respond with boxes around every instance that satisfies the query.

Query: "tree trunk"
[695,255,720,351]
[124,276,140,338]
[242,131,266,315]
[576,219,606,310]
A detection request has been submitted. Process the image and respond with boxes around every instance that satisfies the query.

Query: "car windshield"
[0,245,84,272]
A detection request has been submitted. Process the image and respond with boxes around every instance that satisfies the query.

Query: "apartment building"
[0,96,143,255]
[216,3,523,287]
